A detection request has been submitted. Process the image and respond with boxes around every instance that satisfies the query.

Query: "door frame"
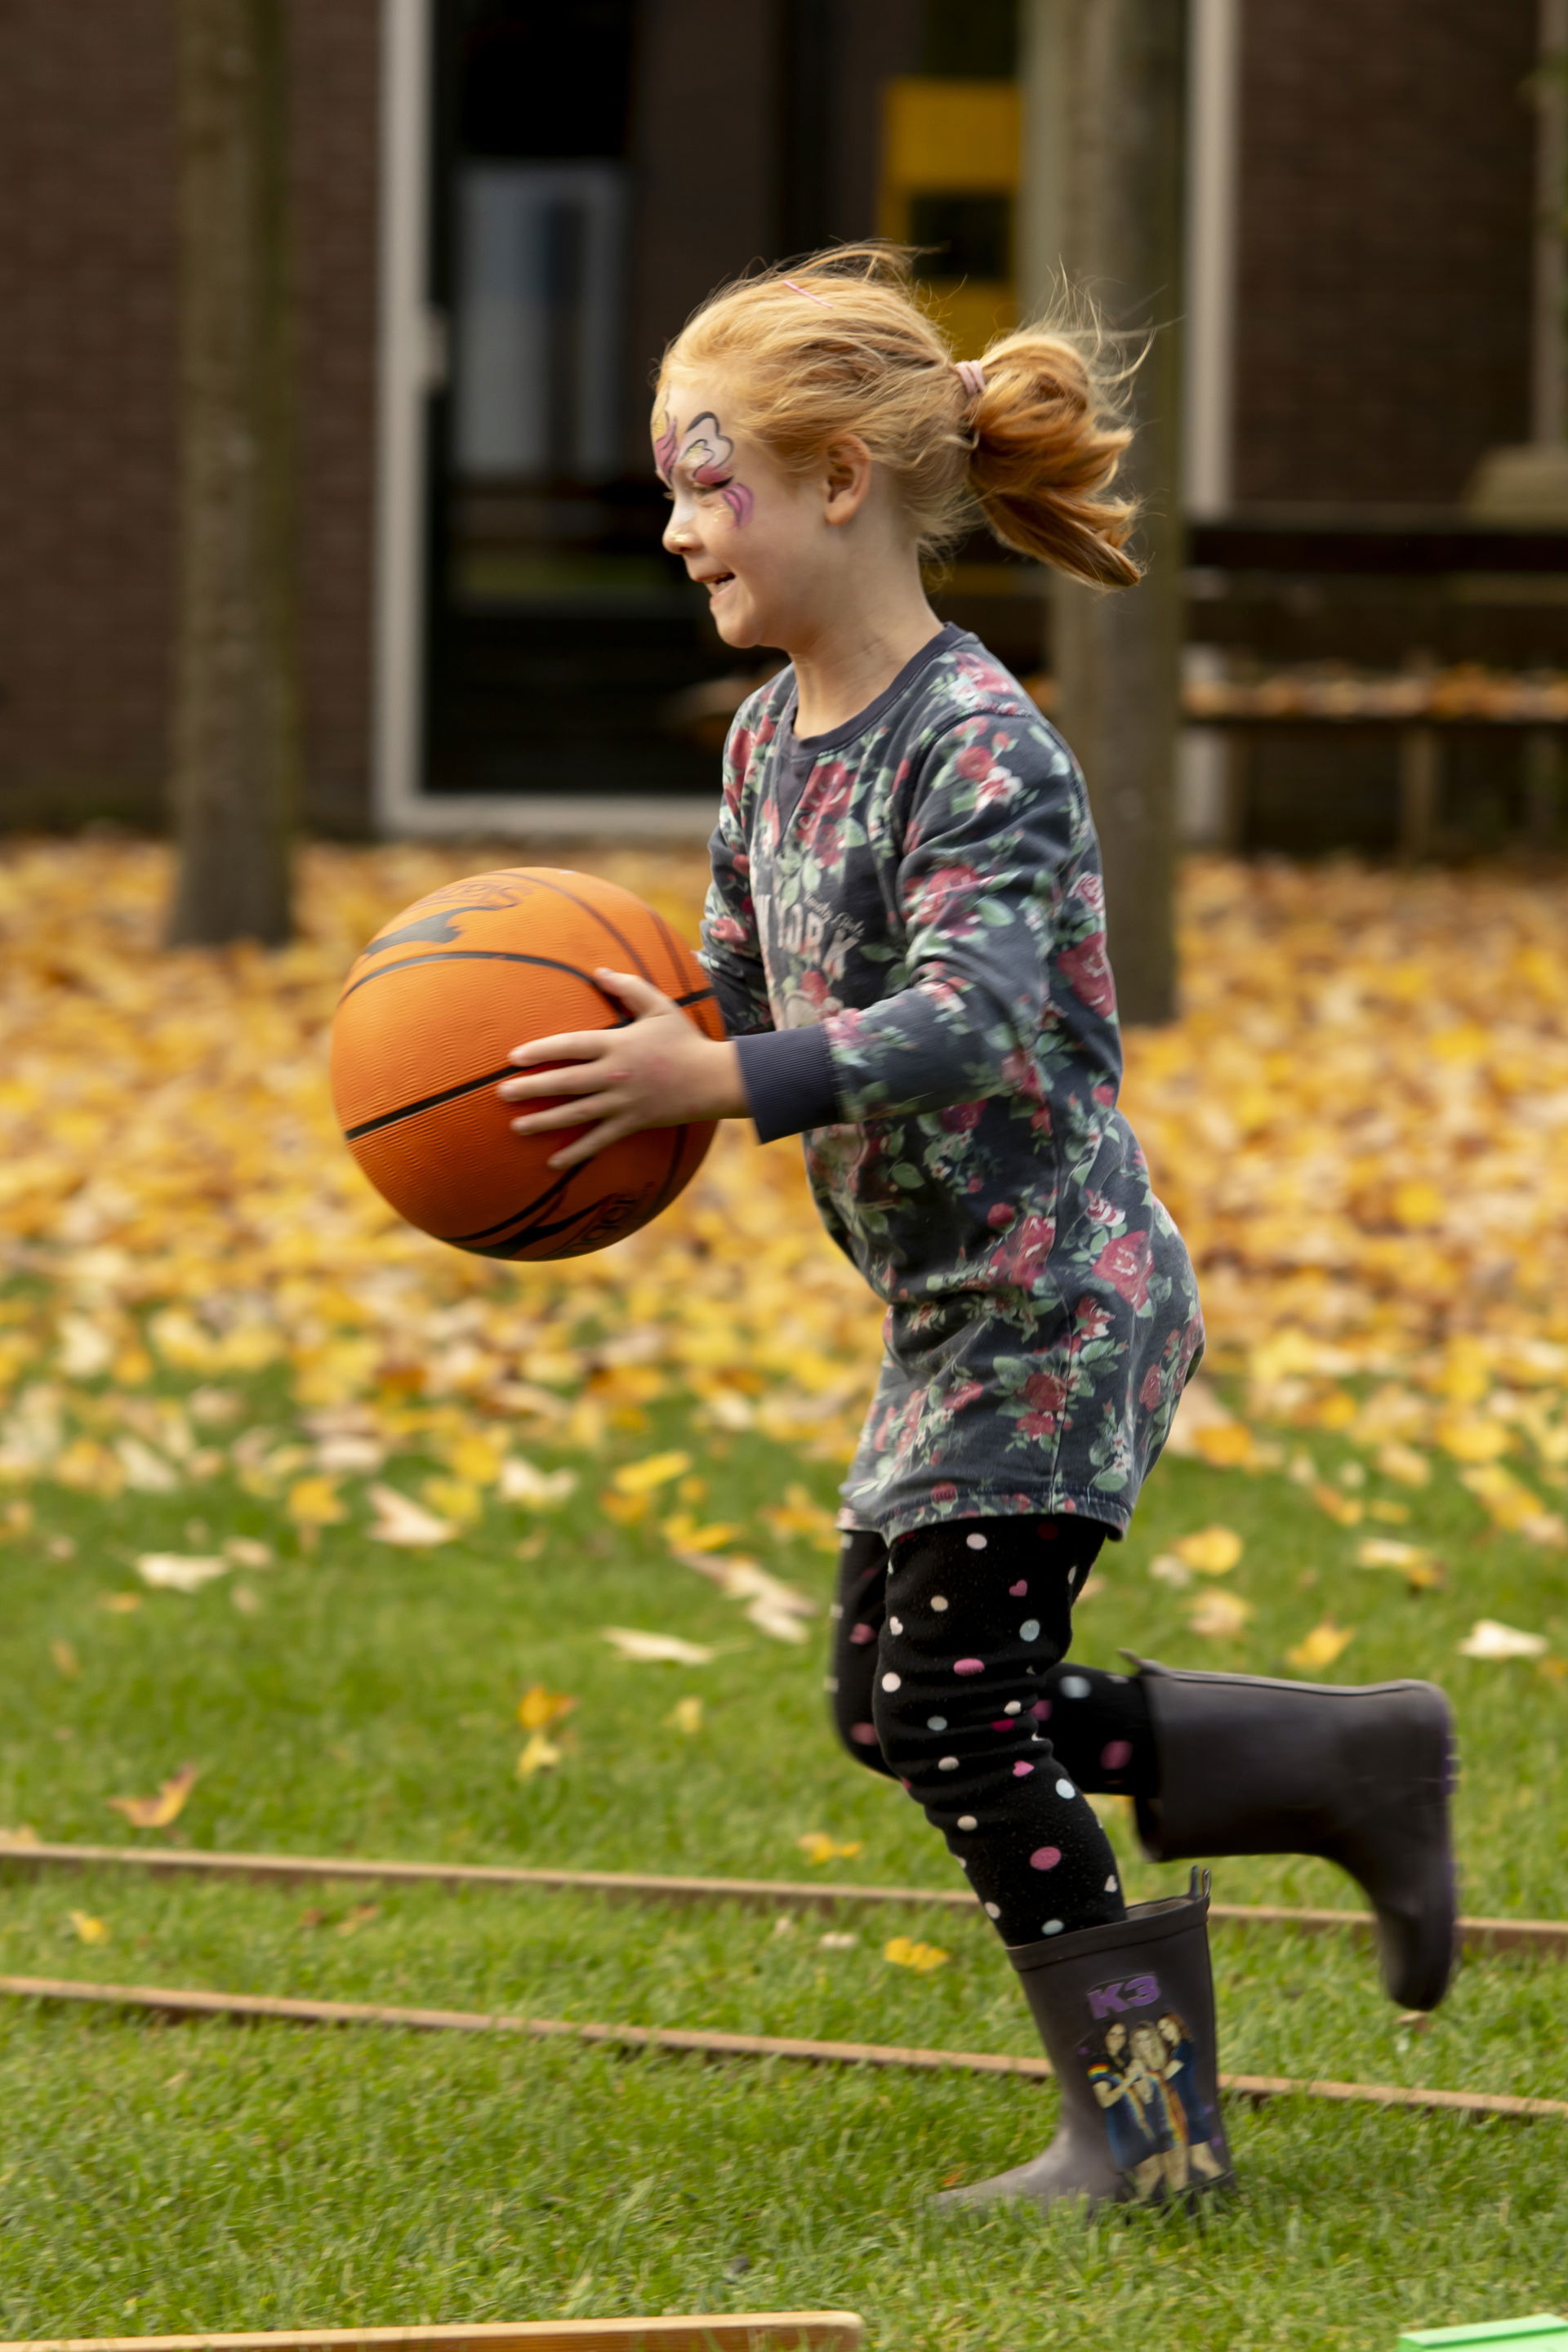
[371,0,718,841]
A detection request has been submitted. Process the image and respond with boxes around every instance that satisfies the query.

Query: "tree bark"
[1022,0,1187,1024]
[167,0,299,947]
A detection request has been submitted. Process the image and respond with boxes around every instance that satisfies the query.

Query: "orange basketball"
[330,867,725,1260]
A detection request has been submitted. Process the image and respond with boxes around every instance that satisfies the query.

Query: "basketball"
[330,867,726,1260]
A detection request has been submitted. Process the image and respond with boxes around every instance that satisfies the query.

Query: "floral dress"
[698,624,1202,1542]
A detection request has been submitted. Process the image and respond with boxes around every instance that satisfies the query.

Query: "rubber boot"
[1128,1655,1458,2012]
[939,1870,1235,2215]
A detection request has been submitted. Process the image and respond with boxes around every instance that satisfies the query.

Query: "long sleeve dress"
[698,623,1203,1544]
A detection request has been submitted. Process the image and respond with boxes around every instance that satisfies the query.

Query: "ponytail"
[964,327,1141,587]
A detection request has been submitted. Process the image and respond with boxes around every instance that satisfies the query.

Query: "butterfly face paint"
[654,408,754,526]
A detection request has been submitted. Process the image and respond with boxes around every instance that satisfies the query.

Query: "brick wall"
[0,0,381,833]
[1233,0,1538,506]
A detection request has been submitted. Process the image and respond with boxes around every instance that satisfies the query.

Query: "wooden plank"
[2,1971,1564,2127]
[6,1840,1567,1962]
[0,2322,862,2352]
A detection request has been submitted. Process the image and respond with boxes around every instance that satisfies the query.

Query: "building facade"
[0,0,1544,840]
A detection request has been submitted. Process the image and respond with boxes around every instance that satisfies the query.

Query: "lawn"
[0,842,1566,2349]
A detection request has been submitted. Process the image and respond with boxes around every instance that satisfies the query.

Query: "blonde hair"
[655,243,1141,588]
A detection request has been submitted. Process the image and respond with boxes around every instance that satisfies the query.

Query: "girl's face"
[654,372,863,654]
[1158,2016,1179,2048]
[1131,2025,1165,2069]
[1104,2022,1128,2060]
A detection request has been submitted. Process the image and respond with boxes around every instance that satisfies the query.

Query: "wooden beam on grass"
[0,2320,862,2352]
[4,1840,1566,1962]
[2,1972,1565,2127]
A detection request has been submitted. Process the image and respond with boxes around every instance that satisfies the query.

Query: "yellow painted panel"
[919,281,1018,361]
[881,79,1021,192]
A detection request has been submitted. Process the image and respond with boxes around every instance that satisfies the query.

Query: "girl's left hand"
[497,968,746,1169]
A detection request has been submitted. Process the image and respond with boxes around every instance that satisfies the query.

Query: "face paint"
[656,407,754,528]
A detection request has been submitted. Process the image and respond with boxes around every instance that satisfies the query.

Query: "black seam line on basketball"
[481,1204,618,1258]
[511,873,659,985]
[343,1063,518,1143]
[339,951,615,1003]
[448,1169,576,1248]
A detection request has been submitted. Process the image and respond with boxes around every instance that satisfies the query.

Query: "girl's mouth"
[707,572,736,596]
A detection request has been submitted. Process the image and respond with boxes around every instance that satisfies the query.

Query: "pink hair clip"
[955,359,987,400]
[782,277,833,308]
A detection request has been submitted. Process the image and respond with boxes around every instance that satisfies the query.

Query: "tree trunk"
[167,0,299,948]
[1021,0,1187,1024]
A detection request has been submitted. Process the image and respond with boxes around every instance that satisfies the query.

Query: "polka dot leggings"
[827,1516,1156,1948]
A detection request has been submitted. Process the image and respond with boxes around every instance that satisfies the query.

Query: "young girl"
[498,246,1458,2212]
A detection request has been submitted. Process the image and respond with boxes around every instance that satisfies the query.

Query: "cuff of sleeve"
[735,1026,840,1143]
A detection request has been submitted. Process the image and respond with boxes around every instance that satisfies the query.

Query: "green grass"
[2,1393,1567,2345]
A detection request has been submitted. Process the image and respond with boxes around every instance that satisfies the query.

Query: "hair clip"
[954,359,987,400]
[782,278,833,308]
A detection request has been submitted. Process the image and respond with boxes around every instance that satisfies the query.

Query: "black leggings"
[828,1517,1157,1947]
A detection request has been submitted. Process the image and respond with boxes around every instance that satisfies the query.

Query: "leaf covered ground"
[1,841,1566,2348]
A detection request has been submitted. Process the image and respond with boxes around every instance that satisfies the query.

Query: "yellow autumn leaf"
[1187,1420,1261,1469]
[796,1832,864,1865]
[107,1762,200,1830]
[884,1935,950,1974]
[1311,1482,1364,1527]
[661,1510,742,1553]
[665,1695,704,1735]
[1285,1619,1356,1672]
[1436,1416,1512,1465]
[602,1490,649,1526]
[1186,1590,1254,1639]
[50,1639,79,1679]
[421,1475,483,1524]
[1459,1465,1567,1547]
[516,1730,563,1778]
[69,1910,109,1944]
[518,1682,577,1731]
[286,1475,346,1527]
[612,1450,693,1498]
[1172,1525,1243,1575]
[1356,1537,1444,1591]
[443,1432,506,1486]
[1375,1442,1431,1487]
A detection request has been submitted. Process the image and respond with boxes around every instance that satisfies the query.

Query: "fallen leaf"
[50,1639,78,1678]
[497,1457,577,1508]
[135,1552,228,1593]
[1459,1465,1567,1548]
[517,1730,563,1778]
[819,1931,859,1950]
[612,1450,692,1498]
[223,1536,274,1569]
[69,1910,109,1944]
[1311,1482,1364,1527]
[335,1902,380,1937]
[0,1825,40,1846]
[601,1627,715,1665]
[1436,1415,1512,1465]
[665,1695,704,1735]
[518,1682,577,1731]
[1375,1442,1431,1488]
[1457,1618,1548,1660]
[1355,1536,1444,1591]
[287,1477,348,1547]
[107,1762,199,1830]
[367,1482,457,1548]
[1285,1619,1356,1672]
[114,1435,181,1494]
[797,1833,864,1865]
[97,1592,141,1614]
[1186,1590,1254,1639]
[884,1934,949,1973]
[1147,1551,1193,1588]
[420,1474,483,1524]
[1366,1498,1412,1524]
[661,1510,742,1553]
[1173,1525,1243,1575]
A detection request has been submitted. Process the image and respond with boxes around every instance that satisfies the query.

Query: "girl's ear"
[822,434,875,526]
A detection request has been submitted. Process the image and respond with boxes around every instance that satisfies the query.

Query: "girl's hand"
[497,968,746,1169]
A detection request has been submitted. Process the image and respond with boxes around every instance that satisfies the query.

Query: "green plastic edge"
[1398,2323,1568,2350]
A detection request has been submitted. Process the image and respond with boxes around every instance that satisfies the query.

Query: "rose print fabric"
[699,626,1204,1540]
[827,1515,1128,1943]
